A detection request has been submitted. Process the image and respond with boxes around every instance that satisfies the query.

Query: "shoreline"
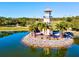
[22,33,74,48]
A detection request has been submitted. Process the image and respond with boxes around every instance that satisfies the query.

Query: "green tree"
[72,20,79,31]
[55,21,69,31]
[66,17,73,22]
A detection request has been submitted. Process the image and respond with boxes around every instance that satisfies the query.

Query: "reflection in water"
[74,36,79,45]
[40,48,52,57]
[55,48,67,57]
[0,31,14,37]
[0,31,26,38]
[0,32,79,57]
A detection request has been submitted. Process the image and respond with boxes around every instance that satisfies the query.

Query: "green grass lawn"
[51,20,62,30]
[0,21,62,31]
[0,27,29,31]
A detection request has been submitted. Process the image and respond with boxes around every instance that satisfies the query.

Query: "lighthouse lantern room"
[43,8,52,24]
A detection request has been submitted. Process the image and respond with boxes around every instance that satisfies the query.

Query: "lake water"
[0,32,79,57]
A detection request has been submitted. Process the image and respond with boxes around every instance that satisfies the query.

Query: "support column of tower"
[43,8,52,55]
[43,8,52,36]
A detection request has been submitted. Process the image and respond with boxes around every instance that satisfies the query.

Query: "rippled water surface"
[0,32,79,57]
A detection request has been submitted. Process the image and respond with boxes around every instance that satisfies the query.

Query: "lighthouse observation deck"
[43,8,52,24]
[44,8,52,12]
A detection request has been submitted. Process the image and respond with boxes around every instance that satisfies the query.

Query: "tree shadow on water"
[55,48,68,57]
[40,49,52,57]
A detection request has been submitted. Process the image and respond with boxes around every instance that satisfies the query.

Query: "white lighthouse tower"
[42,8,52,35]
[43,8,52,24]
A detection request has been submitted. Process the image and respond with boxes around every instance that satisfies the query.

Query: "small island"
[22,8,74,55]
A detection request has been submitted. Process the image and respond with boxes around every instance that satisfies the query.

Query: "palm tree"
[36,22,46,31]
[55,21,69,32]
[28,23,37,37]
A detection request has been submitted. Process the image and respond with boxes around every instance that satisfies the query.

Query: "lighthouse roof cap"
[44,8,52,12]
